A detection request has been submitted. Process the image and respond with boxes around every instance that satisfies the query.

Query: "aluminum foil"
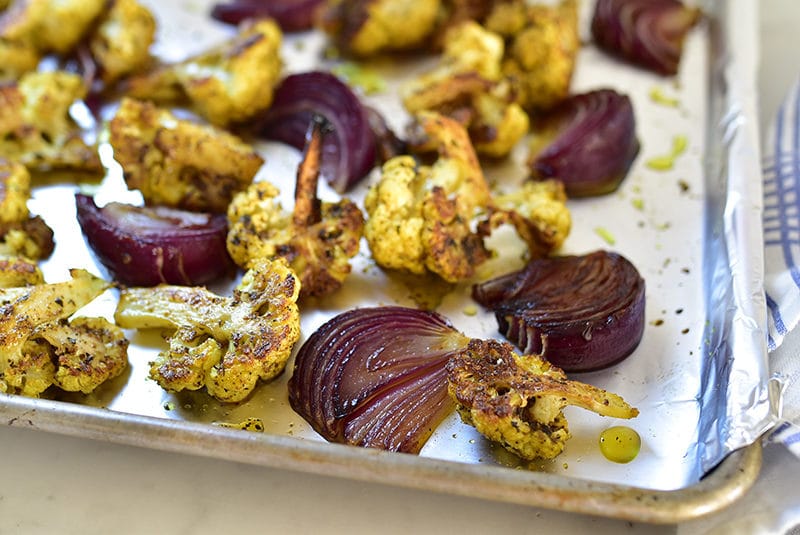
[695,0,778,474]
[3,0,779,510]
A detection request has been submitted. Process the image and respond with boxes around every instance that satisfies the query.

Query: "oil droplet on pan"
[599,426,641,463]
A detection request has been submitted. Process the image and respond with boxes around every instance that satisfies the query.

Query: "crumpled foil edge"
[697,0,780,475]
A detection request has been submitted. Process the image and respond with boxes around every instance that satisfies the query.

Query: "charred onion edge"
[472,250,646,372]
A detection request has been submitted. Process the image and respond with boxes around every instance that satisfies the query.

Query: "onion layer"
[288,306,469,453]
[211,0,324,32]
[75,194,234,286]
[251,71,377,193]
[591,0,701,76]
[529,89,639,197]
[472,250,645,372]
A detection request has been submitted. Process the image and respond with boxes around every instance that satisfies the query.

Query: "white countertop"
[4,2,800,533]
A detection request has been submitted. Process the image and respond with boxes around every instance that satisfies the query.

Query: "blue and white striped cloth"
[763,74,800,456]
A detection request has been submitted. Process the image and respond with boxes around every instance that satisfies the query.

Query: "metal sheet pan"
[0,0,776,523]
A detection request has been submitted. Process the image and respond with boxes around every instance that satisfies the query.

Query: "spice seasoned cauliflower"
[0,269,128,397]
[482,179,571,258]
[115,258,301,403]
[123,19,282,126]
[89,0,157,85]
[447,338,638,460]
[0,256,43,288]
[109,98,263,213]
[402,21,529,158]
[227,120,364,298]
[485,0,579,111]
[0,71,101,173]
[319,0,442,57]
[0,159,54,260]
[364,112,492,282]
[0,40,40,81]
[0,0,105,56]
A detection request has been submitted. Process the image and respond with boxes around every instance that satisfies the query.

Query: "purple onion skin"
[211,0,324,32]
[591,0,701,76]
[75,194,235,287]
[473,251,645,372]
[530,89,639,197]
[288,306,464,453]
[251,71,377,193]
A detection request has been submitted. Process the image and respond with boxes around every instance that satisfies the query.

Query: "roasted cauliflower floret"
[109,98,263,213]
[364,112,492,282]
[403,21,529,158]
[319,0,442,57]
[0,269,127,397]
[0,256,43,288]
[0,71,101,173]
[0,159,29,225]
[0,159,54,260]
[89,0,157,85]
[227,120,364,298]
[447,338,638,460]
[485,0,579,111]
[0,39,40,81]
[123,19,282,126]
[0,0,105,55]
[481,179,571,258]
[114,258,301,403]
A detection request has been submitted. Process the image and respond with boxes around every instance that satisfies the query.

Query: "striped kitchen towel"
[763,74,800,456]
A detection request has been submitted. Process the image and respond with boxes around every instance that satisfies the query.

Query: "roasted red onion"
[75,194,234,286]
[591,0,701,76]
[529,89,639,197]
[211,0,324,32]
[288,306,469,453]
[251,71,377,193]
[472,250,645,372]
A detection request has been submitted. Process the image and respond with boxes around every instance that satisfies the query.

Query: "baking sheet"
[2,0,777,521]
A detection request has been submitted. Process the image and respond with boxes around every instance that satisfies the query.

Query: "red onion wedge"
[75,194,234,286]
[591,0,701,76]
[288,306,469,453]
[211,0,324,32]
[528,89,639,197]
[250,71,377,193]
[472,250,645,372]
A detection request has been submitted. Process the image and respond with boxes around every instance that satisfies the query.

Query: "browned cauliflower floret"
[0,39,40,81]
[486,0,579,111]
[114,258,301,403]
[109,98,264,213]
[0,159,54,260]
[402,21,529,158]
[0,256,43,288]
[481,179,571,259]
[0,0,105,55]
[0,71,101,173]
[364,112,492,282]
[447,338,638,460]
[227,120,364,298]
[0,269,128,397]
[319,0,442,57]
[88,0,157,85]
[123,19,282,126]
